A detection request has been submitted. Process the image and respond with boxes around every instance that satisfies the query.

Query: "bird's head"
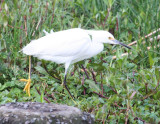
[95,31,131,49]
[87,30,131,49]
[105,32,131,49]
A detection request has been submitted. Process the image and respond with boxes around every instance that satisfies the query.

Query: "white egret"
[20,28,131,98]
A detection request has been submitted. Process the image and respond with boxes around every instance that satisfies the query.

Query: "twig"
[81,74,86,95]
[43,82,48,94]
[130,107,146,123]
[144,28,160,38]
[76,64,81,79]
[125,101,130,124]
[128,28,160,46]
[0,0,4,12]
[93,91,108,99]
[113,102,122,108]
[113,102,126,116]
[134,117,146,123]
[44,97,50,103]
[81,65,89,95]
[35,86,41,94]
[19,35,23,48]
[116,17,119,31]
[147,44,160,50]
[130,91,136,99]
[120,71,135,84]
[113,28,160,51]
[100,57,107,63]
[112,28,160,59]
[154,81,159,90]
[106,110,110,120]
[90,68,97,84]
[145,83,148,94]
[130,106,146,123]
[7,24,26,31]
[41,61,61,81]
[130,104,147,123]
[103,8,111,28]
[112,34,160,59]
[46,93,55,101]
[24,15,27,36]
[81,65,90,79]
[101,73,104,95]
[108,85,118,94]
[32,18,42,36]
[35,87,51,103]
[29,5,33,13]
[51,8,55,24]
[43,2,49,21]
[128,34,160,46]
[142,81,159,100]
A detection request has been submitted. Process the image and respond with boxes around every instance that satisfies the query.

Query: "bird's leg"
[62,63,77,104]
[20,56,32,96]
[63,75,75,99]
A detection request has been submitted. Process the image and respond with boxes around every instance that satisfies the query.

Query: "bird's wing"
[22,28,91,57]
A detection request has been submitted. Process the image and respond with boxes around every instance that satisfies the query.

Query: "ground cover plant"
[0,0,160,123]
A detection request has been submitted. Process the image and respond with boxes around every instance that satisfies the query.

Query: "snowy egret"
[20,28,131,98]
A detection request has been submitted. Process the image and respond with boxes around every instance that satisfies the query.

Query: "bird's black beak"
[114,40,131,49]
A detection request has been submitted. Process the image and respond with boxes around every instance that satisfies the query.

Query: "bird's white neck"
[89,41,104,57]
[85,30,107,43]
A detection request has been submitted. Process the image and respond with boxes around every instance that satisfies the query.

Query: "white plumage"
[21,28,131,98]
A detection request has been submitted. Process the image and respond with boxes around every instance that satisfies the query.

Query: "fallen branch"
[112,33,160,60]
[128,28,160,46]
[128,34,160,47]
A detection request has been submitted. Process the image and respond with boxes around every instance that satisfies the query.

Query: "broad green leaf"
[34,66,49,76]
[86,79,100,92]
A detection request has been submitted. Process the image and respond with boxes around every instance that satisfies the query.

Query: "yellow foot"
[20,79,31,97]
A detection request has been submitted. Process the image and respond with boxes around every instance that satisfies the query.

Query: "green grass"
[0,0,160,123]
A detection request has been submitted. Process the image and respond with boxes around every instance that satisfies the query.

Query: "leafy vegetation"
[0,0,160,123]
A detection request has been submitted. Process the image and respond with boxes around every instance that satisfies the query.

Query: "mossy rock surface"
[0,102,94,124]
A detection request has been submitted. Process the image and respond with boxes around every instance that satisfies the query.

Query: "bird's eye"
[108,37,114,40]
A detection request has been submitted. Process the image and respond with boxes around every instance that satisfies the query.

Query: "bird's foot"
[63,84,78,104]
[20,79,31,97]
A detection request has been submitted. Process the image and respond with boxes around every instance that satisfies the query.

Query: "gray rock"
[0,102,94,124]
